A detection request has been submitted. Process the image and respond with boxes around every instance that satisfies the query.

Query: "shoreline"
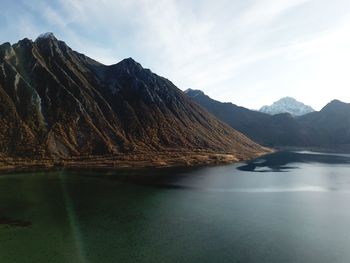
[0,150,271,174]
[274,146,350,154]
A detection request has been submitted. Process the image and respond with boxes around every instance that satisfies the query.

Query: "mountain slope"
[299,100,350,147]
[0,33,267,167]
[186,89,350,151]
[185,89,309,146]
[260,97,314,116]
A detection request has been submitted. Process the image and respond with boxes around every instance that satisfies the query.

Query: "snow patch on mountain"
[36,32,57,41]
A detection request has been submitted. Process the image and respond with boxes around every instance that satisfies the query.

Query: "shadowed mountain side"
[185,89,310,147]
[299,100,350,146]
[186,89,350,151]
[0,33,268,168]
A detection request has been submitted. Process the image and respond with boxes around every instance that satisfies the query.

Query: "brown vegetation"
[0,34,269,171]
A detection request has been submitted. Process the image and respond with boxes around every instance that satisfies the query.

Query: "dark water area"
[1,151,350,263]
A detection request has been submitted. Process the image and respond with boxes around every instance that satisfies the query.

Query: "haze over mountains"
[0,33,266,167]
[186,89,350,151]
[259,97,315,116]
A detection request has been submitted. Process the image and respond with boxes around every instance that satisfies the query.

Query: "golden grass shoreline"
[0,149,272,173]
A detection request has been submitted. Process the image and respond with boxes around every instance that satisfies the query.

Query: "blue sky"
[2,0,350,110]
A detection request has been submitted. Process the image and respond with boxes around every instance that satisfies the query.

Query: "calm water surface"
[1,151,350,263]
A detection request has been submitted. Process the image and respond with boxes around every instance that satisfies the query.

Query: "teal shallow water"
[1,151,350,263]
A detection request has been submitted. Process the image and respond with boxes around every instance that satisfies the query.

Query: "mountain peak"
[321,99,349,113]
[0,42,12,51]
[17,38,33,45]
[122,57,137,62]
[329,99,343,105]
[111,57,148,75]
[116,57,143,69]
[260,97,314,116]
[35,32,57,41]
[119,57,139,64]
[279,97,297,102]
[184,89,205,97]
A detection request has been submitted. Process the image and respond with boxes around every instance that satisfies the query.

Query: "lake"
[1,151,350,263]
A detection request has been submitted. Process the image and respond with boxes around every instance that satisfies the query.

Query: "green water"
[1,151,350,262]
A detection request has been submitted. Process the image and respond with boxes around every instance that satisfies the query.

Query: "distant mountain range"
[0,33,267,169]
[186,89,350,151]
[259,97,314,116]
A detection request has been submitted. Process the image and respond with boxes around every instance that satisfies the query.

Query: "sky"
[1,0,350,110]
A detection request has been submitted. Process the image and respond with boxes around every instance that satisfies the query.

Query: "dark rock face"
[0,34,264,160]
[186,89,350,151]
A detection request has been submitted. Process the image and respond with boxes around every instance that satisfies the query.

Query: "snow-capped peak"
[259,97,314,116]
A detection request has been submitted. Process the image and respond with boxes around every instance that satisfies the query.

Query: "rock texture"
[0,33,267,167]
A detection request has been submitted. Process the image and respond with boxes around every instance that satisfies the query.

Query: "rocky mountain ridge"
[0,33,268,168]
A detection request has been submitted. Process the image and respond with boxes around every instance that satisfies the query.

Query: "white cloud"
[2,0,350,109]
[237,0,310,28]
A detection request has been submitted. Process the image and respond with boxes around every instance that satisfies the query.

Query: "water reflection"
[237,151,350,172]
[0,216,32,228]
[2,152,350,263]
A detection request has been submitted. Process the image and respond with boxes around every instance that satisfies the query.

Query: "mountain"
[185,89,309,147]
[0,33,267,169]
[259,97,314,116]
[185,89,350,151]
[298,100,350,148]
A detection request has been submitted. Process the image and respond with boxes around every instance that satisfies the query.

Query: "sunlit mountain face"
[0,33,267,167]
